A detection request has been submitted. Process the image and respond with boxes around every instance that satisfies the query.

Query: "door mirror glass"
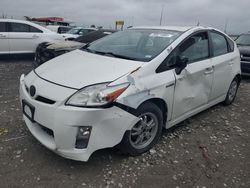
[175,55,188,75]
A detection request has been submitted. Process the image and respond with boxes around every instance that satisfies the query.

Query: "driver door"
[172,31,214,119]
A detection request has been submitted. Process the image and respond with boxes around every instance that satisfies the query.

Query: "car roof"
[131,26,193,32]
[131,26,214,32]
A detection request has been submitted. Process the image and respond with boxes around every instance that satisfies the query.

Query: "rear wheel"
[118,102,163,156]
[223,78,240,105]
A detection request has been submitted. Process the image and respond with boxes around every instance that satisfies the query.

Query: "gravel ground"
[0,56,249,188]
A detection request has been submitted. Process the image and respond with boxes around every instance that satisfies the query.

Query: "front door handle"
[204,66,214,75]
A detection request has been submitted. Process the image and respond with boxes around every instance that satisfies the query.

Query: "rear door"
[8,22,43,53]
[0,22,9,54]
[172,31,214,119]
[208,31,234,101]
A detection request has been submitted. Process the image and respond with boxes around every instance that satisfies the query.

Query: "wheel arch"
[235,73,241,83]
[137,98,168,124]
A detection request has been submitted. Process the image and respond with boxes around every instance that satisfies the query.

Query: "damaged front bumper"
[19,74,139,161]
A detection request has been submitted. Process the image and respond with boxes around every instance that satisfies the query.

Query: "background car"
[0,19,65,54]
[34,29,116,67]
[235,32,250,75]
[46,25,72,34]
[62,27,98,40]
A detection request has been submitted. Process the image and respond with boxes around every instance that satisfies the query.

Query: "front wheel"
[118,102,163,156]
[223,78,240,105]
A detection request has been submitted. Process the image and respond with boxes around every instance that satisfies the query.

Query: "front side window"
[179,32,209,63]
[83,29,182,62]
[210,32,228,56]
[9,23,42,33]
[156,32,209,73]
[0,22,6,32]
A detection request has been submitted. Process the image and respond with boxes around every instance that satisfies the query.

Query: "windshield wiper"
[81,43,96,53]
[94,51,137,60]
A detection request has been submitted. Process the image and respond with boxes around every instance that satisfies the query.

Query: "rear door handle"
[204,66,214,75]
[229,60,234,65]
[32,35,39,38]
[0,34,7,38]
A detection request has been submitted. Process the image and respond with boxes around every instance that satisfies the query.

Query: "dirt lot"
[0,56,249,188]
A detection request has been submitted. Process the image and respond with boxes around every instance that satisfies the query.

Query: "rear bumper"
[20,74,139,161]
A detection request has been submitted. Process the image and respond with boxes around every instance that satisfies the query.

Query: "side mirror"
[175,56,188,75]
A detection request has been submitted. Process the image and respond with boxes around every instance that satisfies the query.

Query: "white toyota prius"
[20,26,241,161]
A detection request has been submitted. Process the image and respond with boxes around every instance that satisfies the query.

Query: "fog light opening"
[75,126,92,149]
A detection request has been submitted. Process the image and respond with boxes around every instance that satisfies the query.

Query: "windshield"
[67,28,83,34]
[82,29,182,61]
[236,34,250,46]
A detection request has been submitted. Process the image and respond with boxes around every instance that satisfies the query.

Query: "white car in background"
[20,26,241,161]
[62,27,97,40]
[0,19,65,54]
[46,25,72,34]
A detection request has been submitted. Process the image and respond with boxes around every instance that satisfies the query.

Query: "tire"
[223,77,240,105]
[118,102,163,156]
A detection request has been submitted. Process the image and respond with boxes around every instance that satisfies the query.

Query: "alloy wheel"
[129,112,158,150]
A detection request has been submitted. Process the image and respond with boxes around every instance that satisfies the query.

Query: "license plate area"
[22,99,35,122]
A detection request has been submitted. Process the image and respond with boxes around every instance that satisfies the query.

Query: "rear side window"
[9,23,42,33]
[30,26,42,33]
[210,32,228,56]
[0,22,6,32]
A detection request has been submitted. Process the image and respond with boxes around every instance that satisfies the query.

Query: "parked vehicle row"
[34,29,116,67]
[0,19,103,55]
[0,19,65,54]
[20,26,241,161]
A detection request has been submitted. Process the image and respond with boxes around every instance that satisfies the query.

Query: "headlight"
[66,82,130,107]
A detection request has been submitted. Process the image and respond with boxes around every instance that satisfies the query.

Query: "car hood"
[47,41,85,51]
[35,50,144,89]
[238,45,250,55]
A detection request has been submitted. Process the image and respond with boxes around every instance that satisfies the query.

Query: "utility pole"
[159,5,164,26]
[224,19,229,34]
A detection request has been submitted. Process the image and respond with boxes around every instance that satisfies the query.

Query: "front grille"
[35,96,56,105]
[242,54,250,58]
[241,54,250,62]
[38,123,54,137]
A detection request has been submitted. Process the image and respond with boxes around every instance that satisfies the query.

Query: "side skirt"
[165,95,226,129]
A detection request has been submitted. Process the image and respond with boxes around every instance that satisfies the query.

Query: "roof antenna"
[197,21,200,26]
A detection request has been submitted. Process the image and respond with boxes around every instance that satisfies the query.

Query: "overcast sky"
[1,0,250,34]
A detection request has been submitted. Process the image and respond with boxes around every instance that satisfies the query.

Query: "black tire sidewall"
[223,78,239,105]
